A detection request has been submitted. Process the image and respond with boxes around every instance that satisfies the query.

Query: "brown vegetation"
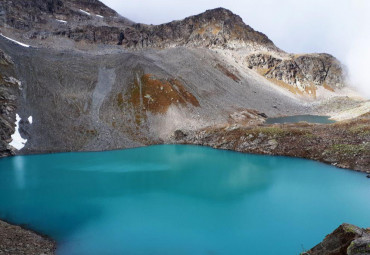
[127,73,199,114]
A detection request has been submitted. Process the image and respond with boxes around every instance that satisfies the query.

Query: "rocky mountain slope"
[1,0,348,97]
[0,0,368,166]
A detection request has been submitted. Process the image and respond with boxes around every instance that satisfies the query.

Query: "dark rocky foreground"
[174,111,370,172]
[302,223,370,255]
[1,221,369,255]
[0,220,55,255]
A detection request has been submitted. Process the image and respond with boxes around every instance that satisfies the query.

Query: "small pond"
[265,115,335,124]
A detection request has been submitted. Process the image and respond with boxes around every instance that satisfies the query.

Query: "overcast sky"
[101,0,370,97]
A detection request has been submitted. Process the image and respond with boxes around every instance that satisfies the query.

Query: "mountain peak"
[196,7,240,19]
[180,7,244,30]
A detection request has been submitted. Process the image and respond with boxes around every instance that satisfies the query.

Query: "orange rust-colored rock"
[128,74,199,114]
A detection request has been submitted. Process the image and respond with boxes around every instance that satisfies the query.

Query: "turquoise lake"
[265,115,335,124]
[0,145,369,255]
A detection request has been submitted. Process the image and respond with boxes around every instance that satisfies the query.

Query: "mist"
[101,0,370,97]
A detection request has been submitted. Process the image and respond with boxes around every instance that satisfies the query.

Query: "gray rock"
[302,223,370,255]
[245,53,346,92]
[174,130,187,141]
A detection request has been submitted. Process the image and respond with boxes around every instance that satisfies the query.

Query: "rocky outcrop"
[0,49,19,157]
[174,112,370,172]
[0,0,132,45]
[0,220,55,255]
[0,0,129,30]
[302,223,370,255]
[245,53,346,95]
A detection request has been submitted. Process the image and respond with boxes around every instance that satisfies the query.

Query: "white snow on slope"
[9,114,27,150]
[28,116,33,124]
[56,19,67,23]
[96,15,104,18]
[6,77,22,89]
[79,9,91,15]
[0,33,30,48]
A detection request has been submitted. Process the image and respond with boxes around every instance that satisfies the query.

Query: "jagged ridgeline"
[1,0,275,49]
[0,0,362,159]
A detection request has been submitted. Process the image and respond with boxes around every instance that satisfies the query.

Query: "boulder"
[302,223,370,255]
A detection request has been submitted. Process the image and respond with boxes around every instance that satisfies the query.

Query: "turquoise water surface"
[265,115,335,124]
[0,145,369,255]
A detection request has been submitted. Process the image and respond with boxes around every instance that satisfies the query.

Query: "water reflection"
[0,146,275,240]
[12,156,25,189]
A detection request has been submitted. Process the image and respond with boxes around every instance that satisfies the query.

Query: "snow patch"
[79,9,91,16]
[56,19,67,23]
[5,77,22,89]
[28,116,33,124]
[96,15,104,18]
[9,114,27,150]
[0,33,30,48]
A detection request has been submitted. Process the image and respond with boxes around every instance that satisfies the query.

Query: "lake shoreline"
[174,112,370,173]
[8,141,369,174]
[2,112,367,174]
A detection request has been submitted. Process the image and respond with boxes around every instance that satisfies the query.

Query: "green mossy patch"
[329,144,368,156]
[245,126,310,138]
[348,124,370,137]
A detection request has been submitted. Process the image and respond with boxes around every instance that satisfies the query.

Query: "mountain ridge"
[0,1,279,51]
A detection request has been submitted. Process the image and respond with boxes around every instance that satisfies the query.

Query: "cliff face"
[0,49,19,157]
[245,53,346,95]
